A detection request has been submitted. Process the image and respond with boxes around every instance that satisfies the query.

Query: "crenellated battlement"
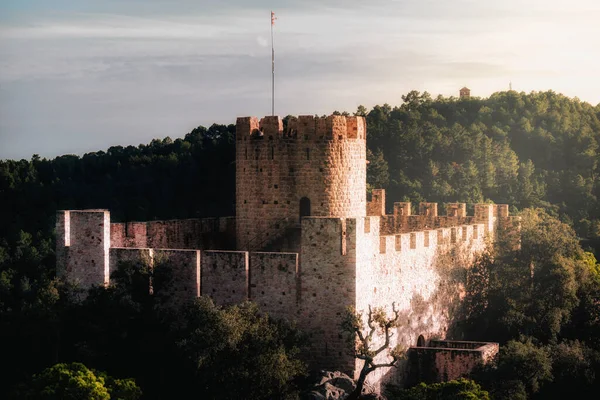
[236,114,366,141]
[373,223,485,255]
[367,190,519,238]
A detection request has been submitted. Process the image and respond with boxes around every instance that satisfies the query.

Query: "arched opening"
[417,335,426,347]
[299,197,311,222]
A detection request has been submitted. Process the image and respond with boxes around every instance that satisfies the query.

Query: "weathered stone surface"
[406,340,499,386]
[235,115,367,252]
[110,217,235,250]
[56,210,110,288]
[249,252,298,320]
[298,217,357,373]
[153,249,200,302]
[201,250,248,306]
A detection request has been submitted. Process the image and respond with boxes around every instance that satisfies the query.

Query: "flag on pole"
[271,11,276,116]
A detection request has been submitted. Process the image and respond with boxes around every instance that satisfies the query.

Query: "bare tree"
[341,303,405,400]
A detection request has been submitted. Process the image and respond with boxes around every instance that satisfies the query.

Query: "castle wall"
[153,249,201,302]
[235,115,366,251]
[297,217,358,373]
[249,252,298,321]
[200,251,249,306]
[57,199,513,386]
[110,223,148,248]
[367,189,386,216]
[407,340,499,385]
[106,245,303,316]
[109,248,153,276]
[56,210,110,288]
[353,207,492,389]
[56,210,70,280]
[110,217,235,250]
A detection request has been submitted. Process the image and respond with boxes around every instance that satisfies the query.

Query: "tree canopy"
[15,362,141,400]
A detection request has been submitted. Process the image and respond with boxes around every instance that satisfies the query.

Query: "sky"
[1,0,599,160]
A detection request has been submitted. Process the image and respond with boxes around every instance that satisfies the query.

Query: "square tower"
[56,210,110,288]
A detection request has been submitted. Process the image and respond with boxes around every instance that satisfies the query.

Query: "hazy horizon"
[1,0,600,160]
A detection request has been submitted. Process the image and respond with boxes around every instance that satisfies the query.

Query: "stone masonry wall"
[249,252,299,321]
[235,115,366,251]
[110,217,235,250]
[201,251,249,306]
[153,249,201,303]
[56,210,110,288]
[352,205,496,389]
[407,340,499,385]
[105,244,302,315]
[297,217,358,374]
[109,248,153,278]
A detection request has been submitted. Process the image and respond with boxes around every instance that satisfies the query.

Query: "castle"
[56,114,518,387]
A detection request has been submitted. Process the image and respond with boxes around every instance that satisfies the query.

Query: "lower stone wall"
[154,249,200,302]
[109,248,153,277]
[109,247,200,305]
[354,216,488,389]
[59,208,506,390]
[406,341,499,385]
[107,248,301,311]
[201,251,249,305]
[249,252,298,320]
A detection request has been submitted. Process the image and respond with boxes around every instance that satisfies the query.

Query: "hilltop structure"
[459,87,471,98]
[56,114,518,388]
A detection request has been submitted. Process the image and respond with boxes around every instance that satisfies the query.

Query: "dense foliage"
[462,209,600,399]
[15,362,141,400]
[362,91,600,237]
[385,378,490,400]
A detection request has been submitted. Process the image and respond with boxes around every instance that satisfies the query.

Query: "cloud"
[256,36,268,47]
[1,0,600,159]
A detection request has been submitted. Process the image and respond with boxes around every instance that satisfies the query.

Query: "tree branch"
[366,305,376,342]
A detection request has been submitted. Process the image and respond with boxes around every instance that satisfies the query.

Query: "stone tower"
[235,115,367,250]
[459,87,471,99]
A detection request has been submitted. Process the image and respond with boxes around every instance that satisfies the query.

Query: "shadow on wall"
[374,240,493,389]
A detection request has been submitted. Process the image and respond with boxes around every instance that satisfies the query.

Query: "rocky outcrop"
[302,371,385,400]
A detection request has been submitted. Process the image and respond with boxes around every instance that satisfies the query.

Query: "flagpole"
[271,11,275,116]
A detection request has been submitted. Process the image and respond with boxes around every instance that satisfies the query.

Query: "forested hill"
[1,90,600,256]
[362,90,600,237]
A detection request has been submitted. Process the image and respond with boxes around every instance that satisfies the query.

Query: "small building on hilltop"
[459,87,471,99]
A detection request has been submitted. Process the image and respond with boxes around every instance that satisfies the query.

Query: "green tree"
[463,208,586,342]
[472,340,552,400]
[386,378,490,400]
[18,362,140,400]
[367,148,390,192]
[172,297,307,400]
